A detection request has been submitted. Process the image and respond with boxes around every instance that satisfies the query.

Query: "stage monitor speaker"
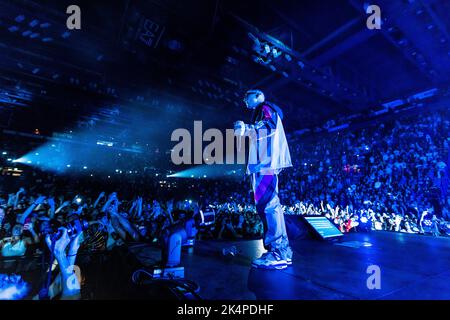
[302,215,343,240]
[285,215,343,240]
[285,215,312,240]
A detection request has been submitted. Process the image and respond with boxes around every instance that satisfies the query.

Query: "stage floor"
[128,231,450,300]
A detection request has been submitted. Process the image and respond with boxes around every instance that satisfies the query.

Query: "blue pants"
[252,173,289,253]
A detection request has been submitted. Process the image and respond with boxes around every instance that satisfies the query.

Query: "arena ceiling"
[0,0,449,138]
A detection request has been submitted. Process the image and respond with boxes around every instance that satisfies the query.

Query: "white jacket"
[245,103,292,175]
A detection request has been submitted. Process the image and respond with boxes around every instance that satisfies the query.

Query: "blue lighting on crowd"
[12,102,182,174]
[0,274,29,300]
[168,164,243,179]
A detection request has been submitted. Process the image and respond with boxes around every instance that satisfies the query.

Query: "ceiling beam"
[348,0,445,83]
[302,17,361,57]
[310,28,378,67]
[421,0,450,46]
[269,5,313,44]
[230,13,368,111]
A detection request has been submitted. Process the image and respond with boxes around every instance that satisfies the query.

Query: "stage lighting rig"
[232,14,368,108]
[249,32,284,66]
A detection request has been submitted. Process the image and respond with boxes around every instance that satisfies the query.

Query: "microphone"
[234,121,245,152]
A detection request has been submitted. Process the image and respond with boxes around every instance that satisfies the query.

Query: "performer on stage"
[234,89,293,270]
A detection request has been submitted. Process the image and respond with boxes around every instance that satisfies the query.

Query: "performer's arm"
[251,104,277,131]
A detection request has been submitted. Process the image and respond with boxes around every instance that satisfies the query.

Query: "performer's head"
[244,89,265,109]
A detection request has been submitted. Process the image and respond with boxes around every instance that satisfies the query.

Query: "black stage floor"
[128,231,450,300]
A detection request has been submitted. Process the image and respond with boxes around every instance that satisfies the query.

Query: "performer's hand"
[234,121,246,136]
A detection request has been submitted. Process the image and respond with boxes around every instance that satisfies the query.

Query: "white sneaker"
[251,250,287,270]
[284,246,293,266]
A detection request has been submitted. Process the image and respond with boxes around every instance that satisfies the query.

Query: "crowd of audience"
[0,108,449,298]
[278,109,450,235]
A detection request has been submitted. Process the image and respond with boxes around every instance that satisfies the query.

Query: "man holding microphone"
[234,89,293,270]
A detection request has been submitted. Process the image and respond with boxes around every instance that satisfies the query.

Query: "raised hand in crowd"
[44,228,83,300]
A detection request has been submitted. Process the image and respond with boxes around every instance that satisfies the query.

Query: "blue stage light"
[12,157,27,164]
